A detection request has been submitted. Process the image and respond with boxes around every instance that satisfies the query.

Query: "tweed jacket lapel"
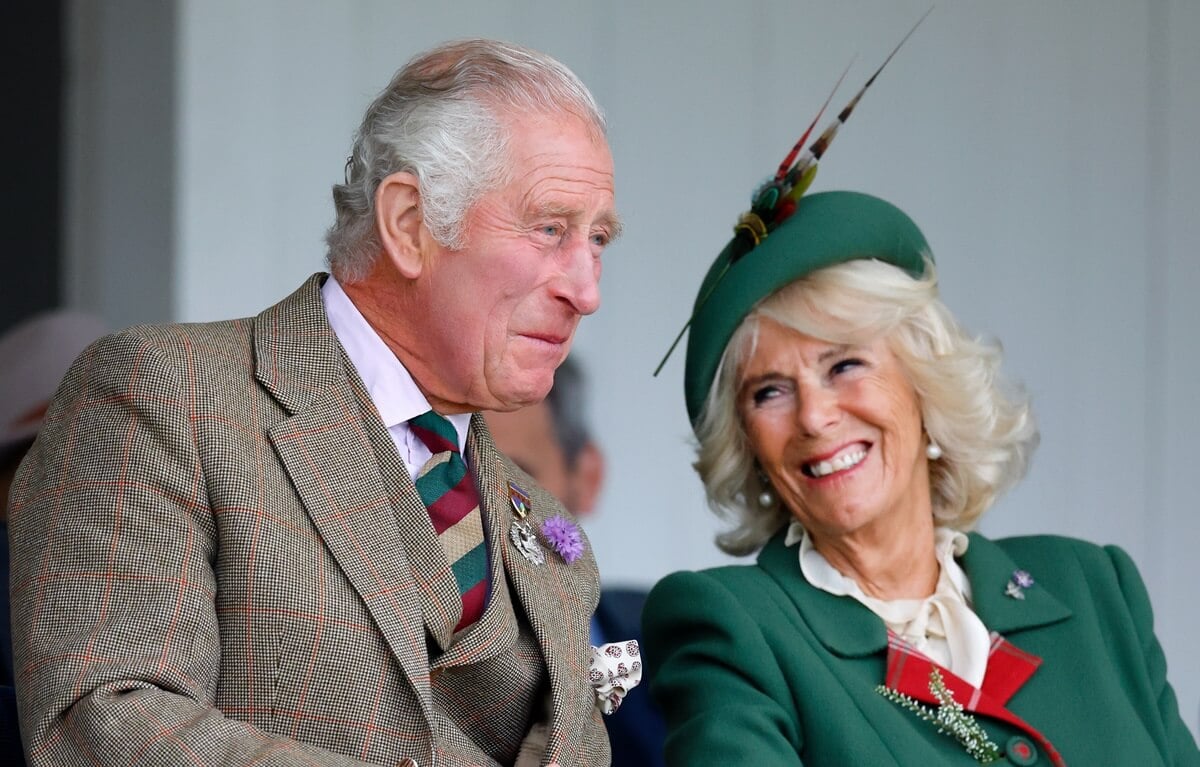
[255,273,435,719]
[472,418,600,766]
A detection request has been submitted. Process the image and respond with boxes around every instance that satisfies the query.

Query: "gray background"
[64,0,1200,738]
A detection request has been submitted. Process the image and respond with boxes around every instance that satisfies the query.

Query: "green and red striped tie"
[410,410,488,632]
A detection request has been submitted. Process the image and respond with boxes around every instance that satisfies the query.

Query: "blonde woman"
[644,191,1200,766]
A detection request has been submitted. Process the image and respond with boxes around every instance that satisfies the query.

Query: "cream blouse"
[785,522,991,688]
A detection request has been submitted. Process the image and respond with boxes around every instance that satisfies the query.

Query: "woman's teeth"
[805,449,867,478]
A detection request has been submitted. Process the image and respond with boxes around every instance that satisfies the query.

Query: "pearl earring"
[926,441,943,461]
[758,488,775,508]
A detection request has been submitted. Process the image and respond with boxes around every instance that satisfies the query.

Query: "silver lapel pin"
[1004,569,1035,600]
[507,482,545,566]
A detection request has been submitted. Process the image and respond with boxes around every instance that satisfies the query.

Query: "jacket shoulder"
[989,533,1130,577]
[647,563,781,617]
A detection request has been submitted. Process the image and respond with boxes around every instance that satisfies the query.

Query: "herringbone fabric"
[410,410,488,632]
[7,273,611,767]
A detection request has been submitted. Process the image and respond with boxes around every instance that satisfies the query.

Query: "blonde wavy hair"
[694,258,1039,556]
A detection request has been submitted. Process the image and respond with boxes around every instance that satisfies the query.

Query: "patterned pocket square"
[588,640,643,714]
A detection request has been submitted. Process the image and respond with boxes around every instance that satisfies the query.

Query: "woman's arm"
[1106,545,1200,766]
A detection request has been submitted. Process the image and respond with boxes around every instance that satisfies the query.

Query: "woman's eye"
[752,385,781,406]
[830,358,864,376]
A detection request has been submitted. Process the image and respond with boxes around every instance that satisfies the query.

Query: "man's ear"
[567,441,605,517]
[375,171,427,279]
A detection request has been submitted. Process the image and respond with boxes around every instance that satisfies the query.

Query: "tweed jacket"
[644,530,1200,766]
[8,274,609,766]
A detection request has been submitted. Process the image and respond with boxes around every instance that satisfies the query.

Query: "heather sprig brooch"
[877,667,1002,764]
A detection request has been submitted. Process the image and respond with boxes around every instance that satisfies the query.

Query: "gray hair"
[544,356,592,467]
[694,258,1039,556]
[325,39,607,283]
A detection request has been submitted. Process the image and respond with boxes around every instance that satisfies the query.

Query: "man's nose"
[555,235,601,315]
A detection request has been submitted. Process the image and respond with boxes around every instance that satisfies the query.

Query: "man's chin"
[503,370,556,410]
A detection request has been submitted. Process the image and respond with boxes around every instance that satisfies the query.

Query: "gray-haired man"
[11,39,619,767]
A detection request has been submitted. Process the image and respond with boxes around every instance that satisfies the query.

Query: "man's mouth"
[521,331,569,347]
[801,445,868,479]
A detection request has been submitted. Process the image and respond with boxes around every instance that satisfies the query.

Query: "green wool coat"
[644,531,1200,766]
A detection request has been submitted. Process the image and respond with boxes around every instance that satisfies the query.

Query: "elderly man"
[10,39,619,767]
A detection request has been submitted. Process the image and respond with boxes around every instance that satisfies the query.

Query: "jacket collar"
[757,530,887,657]
[755,527,1073,658]
[253,273,344,415]
[959,532,1072,635]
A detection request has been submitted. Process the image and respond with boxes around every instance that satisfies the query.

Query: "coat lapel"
[959,532,1072,636]
[884,635,1066,767]
[756,531,888,658]
[470,417,598,765]
[877,533,1074,767]
[255,274,434,719]
[760,527,1077,764]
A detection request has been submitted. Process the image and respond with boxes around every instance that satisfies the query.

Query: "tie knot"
[409,410,460,455]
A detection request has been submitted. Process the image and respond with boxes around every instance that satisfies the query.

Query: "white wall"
[73,0,1200,738]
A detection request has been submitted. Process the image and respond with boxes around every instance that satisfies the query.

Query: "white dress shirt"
[321,276,471,480]
[786,522,991,688]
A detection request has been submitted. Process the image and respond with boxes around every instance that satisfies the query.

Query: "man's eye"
[540,225,562,238]
[590,232,609,247]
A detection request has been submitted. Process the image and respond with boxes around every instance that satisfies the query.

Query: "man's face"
[412,112,617,413]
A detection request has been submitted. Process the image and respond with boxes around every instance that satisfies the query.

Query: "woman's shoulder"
[649,562,776,600]
[647,530,807,613]
[647,560,794,625]
[982,532,1134,573]
[975,532,1148,611]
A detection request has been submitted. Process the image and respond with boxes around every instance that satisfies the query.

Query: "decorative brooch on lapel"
[589,641,643,715]
[541,514,585,564]
[1004,569,1035,600]
[507,482,546,566]
[877,667,1002,764]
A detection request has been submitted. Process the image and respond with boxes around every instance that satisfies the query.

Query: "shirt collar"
[321,275,470,451]
[785,521,972,603]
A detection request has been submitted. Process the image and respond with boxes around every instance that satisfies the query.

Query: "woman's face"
[737,317,932,547]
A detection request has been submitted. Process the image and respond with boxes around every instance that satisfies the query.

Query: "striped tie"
[409,410,488,632]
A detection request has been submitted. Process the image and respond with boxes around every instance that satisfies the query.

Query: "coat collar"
[757,530,887,657]
[253,273,344,416]
[755,527,1073,659]
[959,532,1072,635]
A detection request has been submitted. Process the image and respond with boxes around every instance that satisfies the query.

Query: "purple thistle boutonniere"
[541,514,584,563]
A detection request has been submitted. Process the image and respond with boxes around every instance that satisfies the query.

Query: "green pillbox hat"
[682,190,930,427]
